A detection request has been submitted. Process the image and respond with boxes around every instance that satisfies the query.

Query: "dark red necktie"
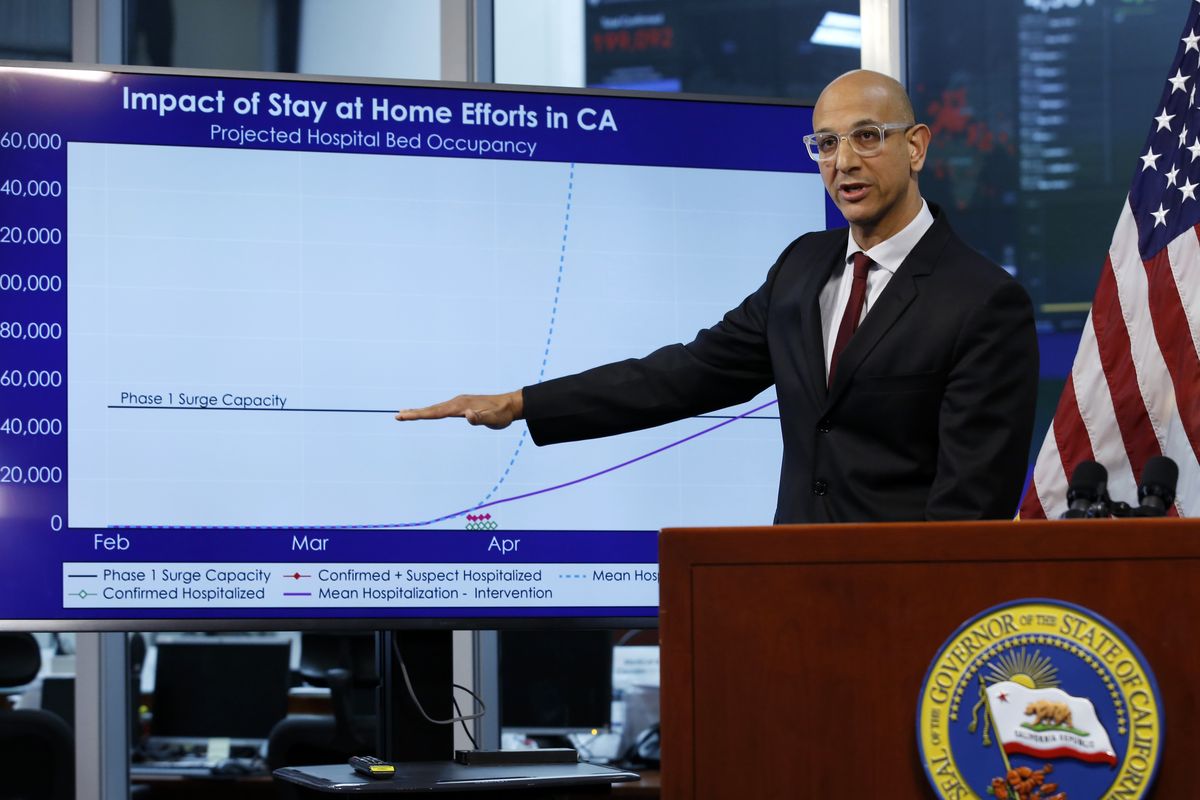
[828,251,871,386]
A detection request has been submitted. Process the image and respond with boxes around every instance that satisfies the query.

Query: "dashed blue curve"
[469,161,575,510]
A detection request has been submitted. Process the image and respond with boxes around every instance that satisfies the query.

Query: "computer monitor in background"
[297,631,378,716]
[610,644,660,760]
[39,676,75,731]
[498,630,613,742]
[149,637,292,748]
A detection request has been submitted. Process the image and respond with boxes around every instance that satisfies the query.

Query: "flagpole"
[987,703,1014,777]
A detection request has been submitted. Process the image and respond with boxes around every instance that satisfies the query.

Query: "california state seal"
[917,599,1162,799]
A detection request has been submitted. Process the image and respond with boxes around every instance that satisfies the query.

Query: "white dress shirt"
[820,200,935,380]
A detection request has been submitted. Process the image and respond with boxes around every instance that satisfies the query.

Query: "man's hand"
[395,390,524,430]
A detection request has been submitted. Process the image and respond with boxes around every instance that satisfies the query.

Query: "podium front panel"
[659,519,1199,799]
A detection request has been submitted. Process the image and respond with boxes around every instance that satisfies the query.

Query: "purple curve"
[111,399,780,530]
[396,397,781,527]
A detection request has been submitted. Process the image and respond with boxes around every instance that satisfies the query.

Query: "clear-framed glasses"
[803,122,915,162]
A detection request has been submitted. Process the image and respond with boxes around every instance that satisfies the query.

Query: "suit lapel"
[798,231,847,408]
[824,214,952,407]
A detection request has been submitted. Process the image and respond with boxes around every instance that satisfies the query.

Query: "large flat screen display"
[0,64,830,628]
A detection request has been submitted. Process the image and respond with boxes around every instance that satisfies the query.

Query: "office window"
[124,0,293,71]
[0,0,70,61]
[494,0,586,87]
[121,0,440,79]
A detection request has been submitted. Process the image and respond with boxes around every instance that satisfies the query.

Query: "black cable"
[615,629,643,647]
[452,695,478,749]
[572,729,603,762]
[390,636,486,726]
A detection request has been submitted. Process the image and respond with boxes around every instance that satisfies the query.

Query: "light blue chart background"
[66,143,825,531]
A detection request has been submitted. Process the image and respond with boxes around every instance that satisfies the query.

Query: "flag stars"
[1170,68,1190,93]
[1180,124,1191,147]
[1155,109,1176,131]
[1152,203,1170,226]
[1179,177,1198,201]
[1141,147,1162,171]
[1166,165,1180,187]
[1189,137,1200,160]
[1185,28,1200,53]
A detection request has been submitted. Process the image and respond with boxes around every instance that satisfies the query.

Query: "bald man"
[398,70,1039,523]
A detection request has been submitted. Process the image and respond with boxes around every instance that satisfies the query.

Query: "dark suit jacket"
[522,208,1039,523]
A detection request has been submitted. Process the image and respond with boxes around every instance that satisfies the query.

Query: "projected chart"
[0,67,827,621]
[66,145,819,532]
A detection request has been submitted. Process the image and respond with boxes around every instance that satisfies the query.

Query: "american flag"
[1020,5,1200,518]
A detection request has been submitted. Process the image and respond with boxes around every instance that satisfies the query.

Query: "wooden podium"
[658,519,1200,799]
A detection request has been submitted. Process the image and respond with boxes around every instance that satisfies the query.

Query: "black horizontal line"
[107,405,781,420]
[108,405,390,413]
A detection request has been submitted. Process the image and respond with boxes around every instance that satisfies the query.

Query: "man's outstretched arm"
[395,390,524,430]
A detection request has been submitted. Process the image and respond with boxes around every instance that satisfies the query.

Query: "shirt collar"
[843,199,935,275]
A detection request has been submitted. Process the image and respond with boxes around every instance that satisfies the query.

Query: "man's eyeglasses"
[803,122,915,162]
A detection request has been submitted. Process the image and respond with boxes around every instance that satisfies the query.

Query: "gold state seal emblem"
[917,599,1162,800]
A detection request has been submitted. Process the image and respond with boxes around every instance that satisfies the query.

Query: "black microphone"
[1136,456,1178,516]
[1108,500,1135,518]
[1061,460,1109,519]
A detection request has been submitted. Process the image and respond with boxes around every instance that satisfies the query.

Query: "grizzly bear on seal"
[1024,699,1072,728]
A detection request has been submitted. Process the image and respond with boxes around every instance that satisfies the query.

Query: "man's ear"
[907,123,931,173]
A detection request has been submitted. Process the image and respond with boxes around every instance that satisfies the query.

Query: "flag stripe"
[1021,473,1048,519]
[1143,247,1200,458]
[1074,328,1139,505]
[1110,203,1174,452]
[1092,258,1162,482]
[1002,743,1118,767]
[1053,374,1096,480]
[1165,410,1200,513]
[1172,225,1200,361]
[1022,426,1061,519]
[1166,227,1200,511]
[1111,205,1200,512]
